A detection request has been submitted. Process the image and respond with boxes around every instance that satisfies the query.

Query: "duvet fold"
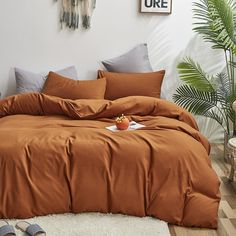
[0,93,220,228]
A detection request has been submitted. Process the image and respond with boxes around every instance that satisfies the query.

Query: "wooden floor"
[168,144,236,236]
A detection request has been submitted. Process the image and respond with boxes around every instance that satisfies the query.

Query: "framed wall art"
[140,0,172,14]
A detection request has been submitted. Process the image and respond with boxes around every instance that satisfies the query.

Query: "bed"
[0,92,220,228]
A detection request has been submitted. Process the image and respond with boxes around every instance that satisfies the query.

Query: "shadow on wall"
[150,34,225,142]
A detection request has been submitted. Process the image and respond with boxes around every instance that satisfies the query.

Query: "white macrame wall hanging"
[56,0,96,30]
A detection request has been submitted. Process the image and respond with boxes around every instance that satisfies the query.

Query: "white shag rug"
[6,213,170,236]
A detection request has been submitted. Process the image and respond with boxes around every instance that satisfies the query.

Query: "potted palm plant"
[173,0,236,140]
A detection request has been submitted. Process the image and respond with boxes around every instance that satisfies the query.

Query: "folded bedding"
[0,93,220,228]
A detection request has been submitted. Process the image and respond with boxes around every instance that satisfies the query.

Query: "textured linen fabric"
[0,93,220,229]
[15,66,78,94]
[102,44,153,73]
[42,72,107,99]
[98,70,165,100]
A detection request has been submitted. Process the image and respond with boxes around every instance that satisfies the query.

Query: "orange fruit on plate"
[115,114,129,130]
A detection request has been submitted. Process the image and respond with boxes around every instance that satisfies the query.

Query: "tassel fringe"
[58,0,96,30]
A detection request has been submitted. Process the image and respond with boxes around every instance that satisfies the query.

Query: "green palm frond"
[215,72,233,121]
[177,58,215,92]
[217,91,233,120]
[215,72,230,97]
[223,92,236,122]
[173,85,217,114]
[193,0,236,53]
[174,0,236,135]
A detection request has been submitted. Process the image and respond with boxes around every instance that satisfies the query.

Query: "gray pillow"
[15,66,78,94]
[102,44,153,73]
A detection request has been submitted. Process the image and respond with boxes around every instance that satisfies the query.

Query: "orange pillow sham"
[97,70,165,100]
[43,72,106,100]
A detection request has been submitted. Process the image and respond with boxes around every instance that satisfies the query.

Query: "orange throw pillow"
[97,70,165,100]
[43,72,106,100]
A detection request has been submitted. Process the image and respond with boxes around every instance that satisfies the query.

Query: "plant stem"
[230,51,236,135]
[230,52,234,94]
[225,50,232,90]
[216,105,230,134]
[223,50,233,135]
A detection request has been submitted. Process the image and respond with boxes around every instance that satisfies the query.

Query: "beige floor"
[168,144,236,236]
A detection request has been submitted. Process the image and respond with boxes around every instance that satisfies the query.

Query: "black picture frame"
[140,0,172,14]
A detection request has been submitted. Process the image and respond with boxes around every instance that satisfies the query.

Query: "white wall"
[0,0,194,97]
[0,0,225,141]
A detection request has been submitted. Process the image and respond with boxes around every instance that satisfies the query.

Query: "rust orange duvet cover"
[0,93,220,228]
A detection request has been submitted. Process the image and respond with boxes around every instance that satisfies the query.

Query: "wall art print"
[141,0,172,14]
